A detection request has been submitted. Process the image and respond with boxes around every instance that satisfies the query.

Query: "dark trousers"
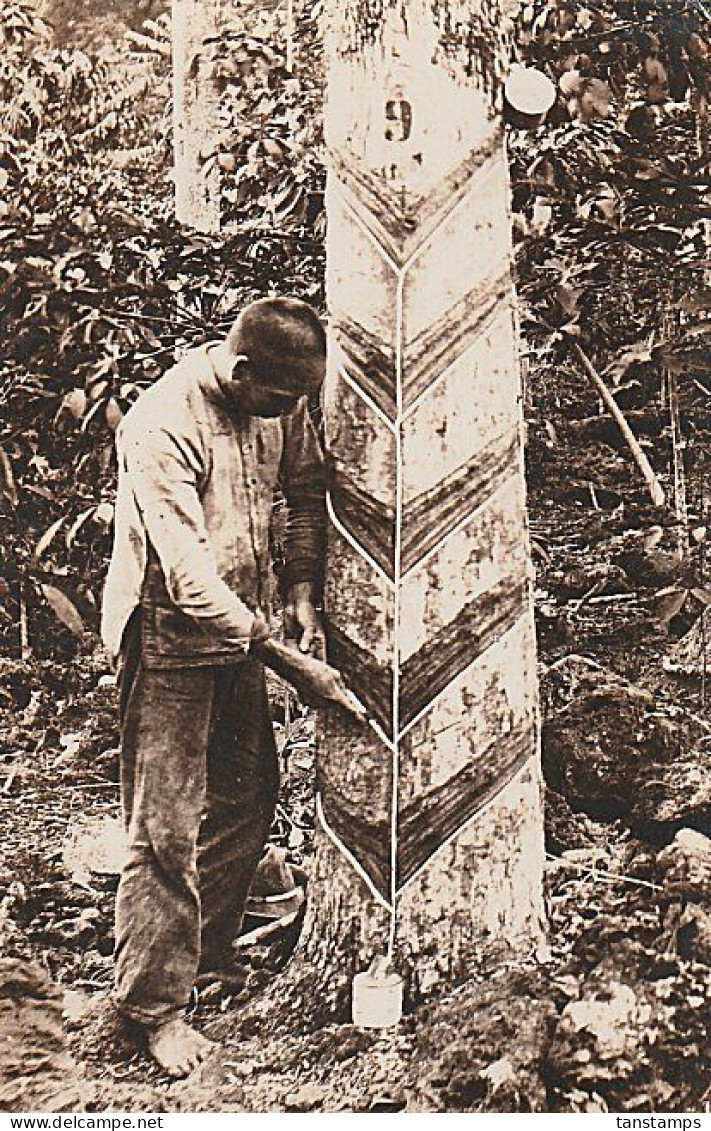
[114,613,279,1026]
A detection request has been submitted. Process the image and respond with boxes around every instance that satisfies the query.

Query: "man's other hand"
[284,582,326,659]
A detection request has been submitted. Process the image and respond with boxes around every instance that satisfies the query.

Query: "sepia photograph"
[0,0,709,1116]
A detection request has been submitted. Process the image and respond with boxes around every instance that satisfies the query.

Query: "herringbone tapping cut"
[319,0,539,936]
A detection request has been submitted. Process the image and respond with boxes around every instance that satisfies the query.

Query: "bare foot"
[146,1018,214,1078]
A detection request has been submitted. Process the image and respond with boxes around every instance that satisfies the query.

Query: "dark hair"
[231,297,326,391]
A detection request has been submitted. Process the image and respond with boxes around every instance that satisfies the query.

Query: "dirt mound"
[0,958,94,1112]
[542,661,704,837]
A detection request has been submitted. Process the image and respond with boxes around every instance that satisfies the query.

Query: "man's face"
[231,356,324,418]
[239,377,304,418]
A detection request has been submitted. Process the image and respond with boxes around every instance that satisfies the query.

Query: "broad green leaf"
[557,283,580,317]
[35,515,66,558]
[80,397,108,432]
[66,507,97,547]
[642,526,664,552]
[41,584,85,637]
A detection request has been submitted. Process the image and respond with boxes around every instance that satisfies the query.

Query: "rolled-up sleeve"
[278,398,327,598]
[120,422,257,650]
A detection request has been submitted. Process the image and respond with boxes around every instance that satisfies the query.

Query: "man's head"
[214,297,326,418]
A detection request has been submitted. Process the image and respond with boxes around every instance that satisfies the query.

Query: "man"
[101,297,361,1078]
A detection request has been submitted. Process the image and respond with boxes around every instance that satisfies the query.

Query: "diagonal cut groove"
[400,579,528,731]
[396,718,535,889]
[402,431,518,575]
[326,620,394,737]
[403,270,511,411]
[328,461,395,578]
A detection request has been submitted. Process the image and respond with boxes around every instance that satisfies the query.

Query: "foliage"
[216,1,325,233]
[45,0,167,50]
[0,213,324,656]
[128,0,326,231]
[508,0,711,595]
[511,0,710,366]
[1,6,711,1110]
[1,0,710,656]
[0,1,165,655]
[0,0,324,657]
[0,2,166,223]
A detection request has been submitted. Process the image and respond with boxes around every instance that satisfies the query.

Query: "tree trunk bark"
[295,0,546,1010]
[172,0,222,232]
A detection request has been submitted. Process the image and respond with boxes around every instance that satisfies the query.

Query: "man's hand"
[284,581,326,659]
[250,609,271,644]
[292,652,367,718]
[250,634,366,721]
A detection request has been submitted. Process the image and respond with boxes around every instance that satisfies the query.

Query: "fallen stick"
[571,340,666,507]
[232,909,300,949]
[546,851,661,893]
[587,592,641,604]
[666,366,689,560]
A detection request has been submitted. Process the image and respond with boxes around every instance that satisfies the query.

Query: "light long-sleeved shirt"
[100,345,325,666]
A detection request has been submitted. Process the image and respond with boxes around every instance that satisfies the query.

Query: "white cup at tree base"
[352,957,403,1029]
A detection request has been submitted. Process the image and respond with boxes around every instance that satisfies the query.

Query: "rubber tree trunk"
[298,0,546,1004]
[172,0,222,232]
